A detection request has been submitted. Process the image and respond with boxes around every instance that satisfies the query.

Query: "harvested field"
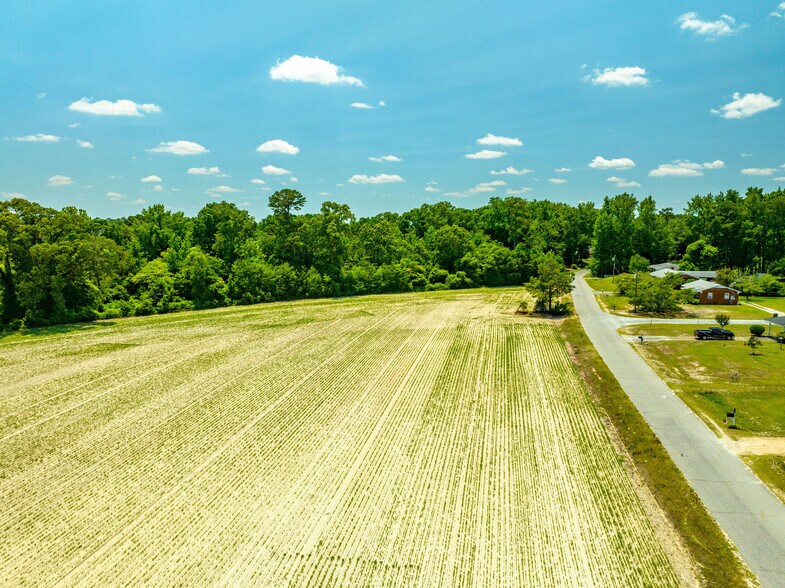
[0,290,679,586]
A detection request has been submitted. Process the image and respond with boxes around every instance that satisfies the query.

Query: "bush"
[750,324,765,337]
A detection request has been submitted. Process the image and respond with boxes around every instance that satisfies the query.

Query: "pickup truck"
[694,327,735,340]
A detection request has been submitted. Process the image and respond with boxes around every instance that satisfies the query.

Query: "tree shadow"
[0,321,116,340]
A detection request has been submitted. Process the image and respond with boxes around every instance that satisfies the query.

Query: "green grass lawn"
[743,455,785,503]
[743,296,785,314]
[632,336,785,438]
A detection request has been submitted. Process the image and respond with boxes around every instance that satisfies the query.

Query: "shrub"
[750,324,765,337]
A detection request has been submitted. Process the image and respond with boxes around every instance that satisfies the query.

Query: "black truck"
[694,326,735,340]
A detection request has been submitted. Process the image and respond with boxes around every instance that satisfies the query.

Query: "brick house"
[681,279,739,305]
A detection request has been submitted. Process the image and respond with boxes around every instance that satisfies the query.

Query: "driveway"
[572,270,785,587]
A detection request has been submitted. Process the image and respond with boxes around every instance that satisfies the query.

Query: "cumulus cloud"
[68,123,81,129]
[47,175,73,186]
[774,177,785,182]
[584,66,649,87]
[69,98,162,116]
[369,155,401,162]
[467,180,507,194]
[351,102,375,109]
[262,165,291,175]
[477,133,522,147]
[506,188,533,195]
[152,185,164,192]
[465,150,507,159]
[348,174,404,184]
[147,140,208,155]
[208,185,241,193]
[741,168,776,175]
[2,192,29,199]
[269,55,364,87]
[251,179,266,184]
[554,167,572,173]
[589,156,636,169]
[106,191,125,200]
[489,166,532,175]
[188,166,221,175]
[141,175,162,183]
[9,133,60,142]
[425,186,441,192]
[649,161,704,177]
[703,159,725,169]
[132,198,147,205]
[773,2,785,17]
[711,92,781,119]
[74,140,93,150]
[677,12,748,39]
[549,178,568,184]
[607,176,641,188]
[256,139,299,155]
[444,192,469,198]
[289,177,299,183]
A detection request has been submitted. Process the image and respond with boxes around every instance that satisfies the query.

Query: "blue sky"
[2,1,784,219]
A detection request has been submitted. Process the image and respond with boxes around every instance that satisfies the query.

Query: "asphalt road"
[572,270,785,588]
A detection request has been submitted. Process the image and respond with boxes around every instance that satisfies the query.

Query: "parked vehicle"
[694,327,735,340]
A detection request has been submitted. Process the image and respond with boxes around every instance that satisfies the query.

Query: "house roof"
[650,268,718,280]
[681,279,739,293]
[764,315,785,327]
[649,262,679,271]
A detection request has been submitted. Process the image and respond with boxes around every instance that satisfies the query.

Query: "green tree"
[525,251,573,313]
[715,313,730,328]
[268,189,306,222]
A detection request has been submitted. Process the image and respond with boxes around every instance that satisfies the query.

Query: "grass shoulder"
[561,317,756,587]
[743,455,785,504]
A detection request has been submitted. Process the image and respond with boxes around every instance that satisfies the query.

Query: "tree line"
[1,186,784,328]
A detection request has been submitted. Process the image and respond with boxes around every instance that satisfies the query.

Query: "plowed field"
[0,290,679,586]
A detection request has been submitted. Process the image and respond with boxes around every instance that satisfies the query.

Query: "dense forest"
[1,186,784,328]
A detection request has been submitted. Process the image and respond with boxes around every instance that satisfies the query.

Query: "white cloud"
[208,185,241,193]
[262,165,291,175]
[378,100,386,107]
[47,175,73,186]
[369,154,401,162]
[467,180,506,194]
[741,152,753,157]
[348,174,404,184]
[712,92,781,119]
[677,12,748,39]
[141,175,162,183]
[68,123,81,129]
[251,178,266,184]
[506,188,532,195]
[289,177,299,183]
[256,139,299,155]
[549,178,568,184]
[69,98,162,117]
[444,192,468,198]
[147,140,208,156]
[584,66,649,87]
[607,176,641,188]
[703,159,725,169]
[649,161,704,177]
[76,140,93,149]
[773,2,785,17]
[554,167,572,173]
[351,102,374,109]
[9,133,60,142]
[741,168,776,176]
[187,166,221,175]
[269,55,364,87]
[477,133,522,147]
[106,191,125,200]
[773,177,785,182]
[2,192,28,199]
[425,186,441,192]
[589,156,636,169]
[465,150,507,159]
[489,166,532,175]
[132,198,147,205]
[152,185,164,192]
[37,92,46,98]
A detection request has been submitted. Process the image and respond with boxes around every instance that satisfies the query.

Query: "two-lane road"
[572,270,785,587]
